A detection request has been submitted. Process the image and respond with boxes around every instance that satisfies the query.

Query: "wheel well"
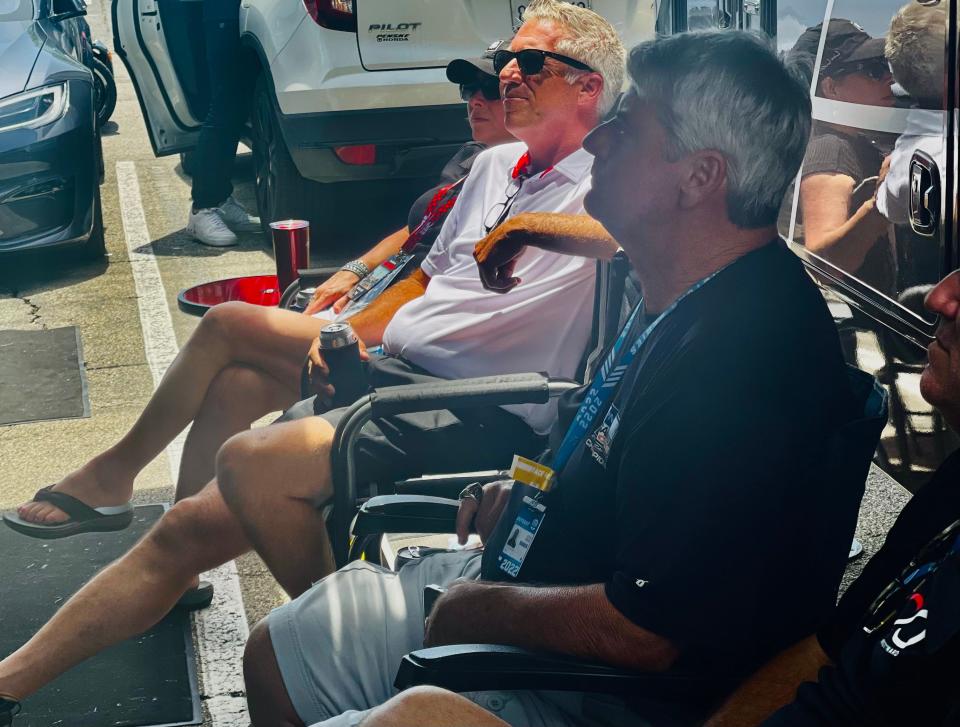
[239,36,275,125]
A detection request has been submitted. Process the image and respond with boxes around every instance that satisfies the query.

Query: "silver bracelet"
[340,260,370,278]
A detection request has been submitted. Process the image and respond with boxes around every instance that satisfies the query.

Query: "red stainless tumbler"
[270,219,310,293]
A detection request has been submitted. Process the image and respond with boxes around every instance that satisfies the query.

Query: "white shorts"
[268,550,640,727]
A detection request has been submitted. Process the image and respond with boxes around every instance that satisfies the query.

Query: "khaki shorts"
[268,550,641,727]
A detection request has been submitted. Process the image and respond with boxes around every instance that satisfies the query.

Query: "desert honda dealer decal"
[368,22,421,42]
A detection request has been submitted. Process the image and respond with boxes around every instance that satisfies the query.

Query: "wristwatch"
[458,482,484,504]
[340,259,370,278]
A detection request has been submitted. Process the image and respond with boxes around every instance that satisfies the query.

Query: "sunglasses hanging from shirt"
[334,178,467,321]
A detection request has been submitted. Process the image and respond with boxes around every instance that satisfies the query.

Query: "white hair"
[886,2,945,102]
[521,0,625,116]
[628,31,812,228]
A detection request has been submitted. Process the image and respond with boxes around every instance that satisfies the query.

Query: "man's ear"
[578,73,604,108]
[678,150,726,210]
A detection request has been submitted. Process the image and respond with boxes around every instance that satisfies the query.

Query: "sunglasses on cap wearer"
[493,48,594,76]
[830,58,891,82]
[459,78,501,102]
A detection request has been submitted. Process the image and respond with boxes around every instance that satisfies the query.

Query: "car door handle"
[909,150,940,237]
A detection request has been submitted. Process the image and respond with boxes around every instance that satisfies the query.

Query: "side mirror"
[50,0,87,21]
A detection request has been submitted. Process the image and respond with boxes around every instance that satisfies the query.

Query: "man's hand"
[473,219,529,293]
[304,270,363,316]
[302,332,370,403]
[455,481,513,545]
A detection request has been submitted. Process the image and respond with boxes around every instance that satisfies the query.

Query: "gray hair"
[521,0,626,116]
[628,31,812,229]
[886,2,945,102]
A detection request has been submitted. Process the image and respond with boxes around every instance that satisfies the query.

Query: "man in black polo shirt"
[703,271,960,727]
[228,30,886,727]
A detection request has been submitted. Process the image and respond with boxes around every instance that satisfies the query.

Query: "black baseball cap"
[791,19,886,76]
[446,39,509,84]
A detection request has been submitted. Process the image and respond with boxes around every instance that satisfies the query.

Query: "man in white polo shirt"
[0,1,626,712]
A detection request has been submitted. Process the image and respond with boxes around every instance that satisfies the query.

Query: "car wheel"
[251,74,323,237]
[91,56,117,128]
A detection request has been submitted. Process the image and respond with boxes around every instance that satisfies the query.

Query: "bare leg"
[19,302,324,524]
[359,688,510,727]
[176,364,299,500]
[0,482,249,701]
[217,416,337,597]
[244,620,305,727]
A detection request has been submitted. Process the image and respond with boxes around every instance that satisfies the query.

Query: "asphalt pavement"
[0,2,423,723]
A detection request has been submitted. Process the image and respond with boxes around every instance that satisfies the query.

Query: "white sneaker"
[187,207,238,247]
[218,195,261,231]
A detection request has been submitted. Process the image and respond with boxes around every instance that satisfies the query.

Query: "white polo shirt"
[382,141,596,435]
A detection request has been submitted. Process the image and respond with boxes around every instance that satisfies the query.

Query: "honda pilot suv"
[111,0,653,231]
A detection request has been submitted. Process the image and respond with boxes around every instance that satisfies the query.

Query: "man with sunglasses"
[705,269,960,727]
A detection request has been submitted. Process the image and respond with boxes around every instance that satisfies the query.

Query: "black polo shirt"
[763,449,960,726]
[481,240,879,685]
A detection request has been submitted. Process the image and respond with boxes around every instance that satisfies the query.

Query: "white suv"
[112,0,654,226]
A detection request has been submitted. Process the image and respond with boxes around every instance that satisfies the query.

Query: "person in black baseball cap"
[446,39,512,147]
[791,19,894,107]
[789,18,895,294]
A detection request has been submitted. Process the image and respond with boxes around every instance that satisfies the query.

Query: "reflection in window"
[778,1,946,323]
[687,0,718,30]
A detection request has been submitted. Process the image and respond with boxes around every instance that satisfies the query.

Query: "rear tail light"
[302,0,356,31]
[334,145,377,165]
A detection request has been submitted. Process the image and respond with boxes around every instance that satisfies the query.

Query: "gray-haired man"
[241,29,887,727]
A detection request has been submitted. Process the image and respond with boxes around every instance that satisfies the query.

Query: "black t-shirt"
[763,450,960,727]
[404,141,486,267]
[800,125,895,294]
[481,240,877,688]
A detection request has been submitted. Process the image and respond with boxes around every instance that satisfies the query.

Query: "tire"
[91,56,116,128]
[251,74,324,237]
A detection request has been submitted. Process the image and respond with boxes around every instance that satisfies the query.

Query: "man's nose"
[499,59,522,86]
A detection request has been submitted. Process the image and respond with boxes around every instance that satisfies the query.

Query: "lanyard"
[401,177,467,253]
[550,270,723,474]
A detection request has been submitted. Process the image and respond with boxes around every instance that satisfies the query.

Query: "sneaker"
[0,696,21,726]
[217,195,261,231]
[187,207,238,247]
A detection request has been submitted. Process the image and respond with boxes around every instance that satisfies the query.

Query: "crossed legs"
[18,302,322,524]
[0,414,340,704]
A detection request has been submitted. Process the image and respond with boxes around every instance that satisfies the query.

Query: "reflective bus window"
[687,0,719,30]
[778,1,947,327]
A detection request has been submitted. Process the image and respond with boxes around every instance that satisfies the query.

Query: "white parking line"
[116,161,249,727]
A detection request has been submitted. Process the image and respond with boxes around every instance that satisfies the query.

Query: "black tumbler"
[318,322,367,408]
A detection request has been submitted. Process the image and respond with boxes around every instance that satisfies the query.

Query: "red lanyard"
[401,177,467,253]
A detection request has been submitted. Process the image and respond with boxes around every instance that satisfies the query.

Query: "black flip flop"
[176,580,214,611]
[2,486,134,540]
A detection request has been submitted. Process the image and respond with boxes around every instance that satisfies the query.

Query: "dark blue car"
[0,0,103,259]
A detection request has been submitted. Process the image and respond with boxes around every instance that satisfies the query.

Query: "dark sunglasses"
[459,79,500,102]
[832,59,891,82]
[492,48,594,76]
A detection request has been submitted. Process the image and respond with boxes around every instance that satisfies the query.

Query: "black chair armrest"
[394,470,508,498]
[297,266,341,287]
[368,373,566,418]
[353,495,460,536]
[394,645,719,700]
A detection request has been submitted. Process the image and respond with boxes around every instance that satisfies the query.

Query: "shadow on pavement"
[0,251,110,295]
